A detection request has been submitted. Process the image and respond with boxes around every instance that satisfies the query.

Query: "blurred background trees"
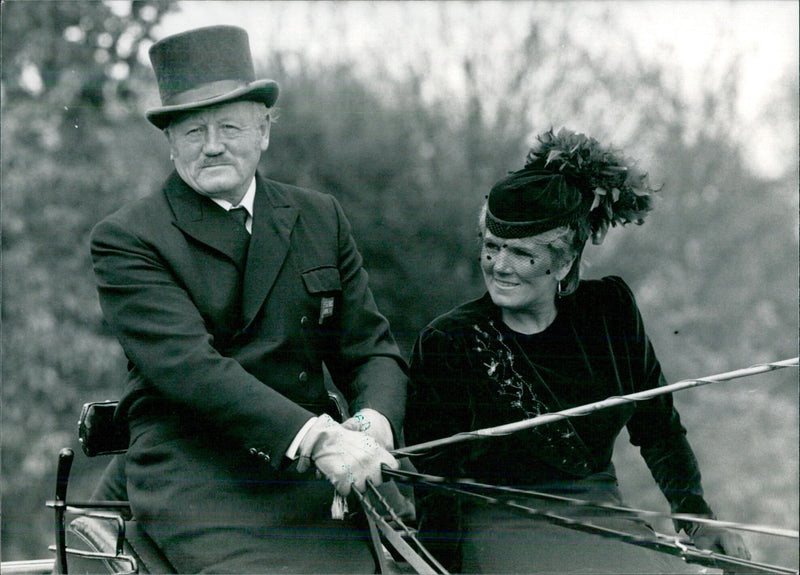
[2,0,797,568]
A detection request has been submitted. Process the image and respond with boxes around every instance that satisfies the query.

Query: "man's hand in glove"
[296,413,398,496]
[341,408,395,450]
[341,408,416,521]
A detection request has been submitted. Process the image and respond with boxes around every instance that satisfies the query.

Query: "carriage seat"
[49,401,176,574]
[64,515,175,575]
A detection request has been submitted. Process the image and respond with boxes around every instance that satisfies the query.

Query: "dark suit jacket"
[90,171,409,571]
[91,170,407,466]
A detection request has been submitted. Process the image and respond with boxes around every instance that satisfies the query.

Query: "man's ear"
[260,121,271,152]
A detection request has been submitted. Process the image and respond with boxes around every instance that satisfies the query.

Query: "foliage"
[1,1,797,569]
[1,0,173,109]
[1,0,176,560]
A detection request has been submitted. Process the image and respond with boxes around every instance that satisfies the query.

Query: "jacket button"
[300,316,310,328]
[258,451,271,463]
[298,371,308,383]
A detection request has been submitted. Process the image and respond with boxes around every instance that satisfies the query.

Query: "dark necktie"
[229,207,250,323]
[229,206,249,233]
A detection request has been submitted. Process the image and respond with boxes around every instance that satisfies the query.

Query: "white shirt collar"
[211,178,256,232]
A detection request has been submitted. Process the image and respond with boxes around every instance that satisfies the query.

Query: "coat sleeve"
[607,276,715,526]
[406,325,475,473]
[405,326,469,572]
[321,195,408,436]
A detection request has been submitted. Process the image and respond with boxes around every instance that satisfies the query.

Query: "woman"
[405,128,750,573]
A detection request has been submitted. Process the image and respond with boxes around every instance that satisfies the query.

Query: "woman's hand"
[691,524,751,560]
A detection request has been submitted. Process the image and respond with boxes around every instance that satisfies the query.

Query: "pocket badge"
[319,297,334,324]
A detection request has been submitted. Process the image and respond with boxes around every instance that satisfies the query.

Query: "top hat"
[145,26,279,129]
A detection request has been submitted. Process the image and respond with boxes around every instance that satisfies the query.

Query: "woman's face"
[480,229,567,311]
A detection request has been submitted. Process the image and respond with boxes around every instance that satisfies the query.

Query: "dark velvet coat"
[406,277,713,570]
[90,171,407,573]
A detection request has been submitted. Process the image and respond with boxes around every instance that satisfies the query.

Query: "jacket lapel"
[166,172,250,270]
[242,177,298,326]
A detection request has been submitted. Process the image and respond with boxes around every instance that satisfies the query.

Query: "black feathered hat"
[485,128,658,244]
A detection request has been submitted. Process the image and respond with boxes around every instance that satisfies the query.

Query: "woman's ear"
[555,255,577,282]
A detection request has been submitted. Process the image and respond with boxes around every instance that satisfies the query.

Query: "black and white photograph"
[1,1,797,573]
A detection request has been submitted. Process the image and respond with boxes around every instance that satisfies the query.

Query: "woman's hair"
[478,204,583,295]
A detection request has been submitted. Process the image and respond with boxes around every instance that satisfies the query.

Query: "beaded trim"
[485,208,581,239]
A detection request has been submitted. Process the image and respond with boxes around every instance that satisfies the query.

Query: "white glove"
[296,413,398,496]
[341,408,395,451]
[341,409,416,521]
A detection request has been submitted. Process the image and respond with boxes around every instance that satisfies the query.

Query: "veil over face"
[480,229,571,313]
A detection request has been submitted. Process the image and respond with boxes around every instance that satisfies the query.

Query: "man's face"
[167,101,270,205]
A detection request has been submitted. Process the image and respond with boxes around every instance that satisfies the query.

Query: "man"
[91,25,408,573]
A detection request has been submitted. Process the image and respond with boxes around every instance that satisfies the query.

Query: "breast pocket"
[301,266,342,325]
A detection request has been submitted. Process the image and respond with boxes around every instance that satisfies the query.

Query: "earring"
[557,280,566,297]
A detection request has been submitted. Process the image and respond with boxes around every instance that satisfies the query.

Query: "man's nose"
[202,127,225,155]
